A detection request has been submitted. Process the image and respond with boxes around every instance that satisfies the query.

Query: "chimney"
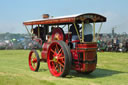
[42,14,49,19]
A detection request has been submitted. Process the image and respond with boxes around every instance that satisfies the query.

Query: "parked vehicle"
[23,13,106,77]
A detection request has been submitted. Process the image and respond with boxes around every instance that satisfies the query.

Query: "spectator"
[84,23,93,42]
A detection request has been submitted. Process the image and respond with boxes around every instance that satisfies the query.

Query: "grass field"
[0,50,128,85]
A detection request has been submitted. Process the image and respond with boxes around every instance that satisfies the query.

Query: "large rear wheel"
[47,41,71,77]
[28,50,40,71]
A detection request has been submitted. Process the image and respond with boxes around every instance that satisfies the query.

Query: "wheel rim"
[47,42,65,77]
[29,51,38,71]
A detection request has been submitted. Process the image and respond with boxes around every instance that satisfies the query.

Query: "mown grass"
[0,50,128,85]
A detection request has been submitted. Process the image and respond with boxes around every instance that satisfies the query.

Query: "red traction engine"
[23,13,106,77]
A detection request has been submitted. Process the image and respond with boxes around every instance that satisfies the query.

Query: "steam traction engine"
[23,13,106,77]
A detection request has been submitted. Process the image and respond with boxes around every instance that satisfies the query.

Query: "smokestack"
[42,14,49,19]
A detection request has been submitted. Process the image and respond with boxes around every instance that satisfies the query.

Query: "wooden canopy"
[23,13,106,25]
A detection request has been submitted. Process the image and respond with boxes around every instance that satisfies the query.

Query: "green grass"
[0,50,128,85]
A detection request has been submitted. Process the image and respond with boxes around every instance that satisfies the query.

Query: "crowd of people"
[97,34,128,52]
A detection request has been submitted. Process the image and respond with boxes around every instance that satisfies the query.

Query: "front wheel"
[28,50,40,71]
[47,41,72,77]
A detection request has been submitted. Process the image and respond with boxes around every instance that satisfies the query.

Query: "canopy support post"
[97,23,103,41]
[82,21,85,42]
[68,24,70,32]
[38,25,40,38]
[25,25,31,37]
[93,22,96,42]
[73,23,81,42]
[31,25,33,35]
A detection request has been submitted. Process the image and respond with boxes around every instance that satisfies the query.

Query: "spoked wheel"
[47,41,72,77]
[51,28,65,41]
[29,50,40,71]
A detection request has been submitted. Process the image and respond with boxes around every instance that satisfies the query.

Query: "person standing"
[84,23,93,42]
[69,23,80,48]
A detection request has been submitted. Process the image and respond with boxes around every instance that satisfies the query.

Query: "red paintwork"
[76,43,97,49]
[71,43,97,72]
[72,40,80,43]
[39,28,97,73]
[51,28,65,41]
[28,28,98,75]
[23,18,75,25]
[23,13,106,26]
[41,42,50,61]
[47,42,65,77]
[41,40,97,73]
[29,50,37,71]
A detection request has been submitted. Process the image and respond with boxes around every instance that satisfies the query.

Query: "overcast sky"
[0,0,128,34]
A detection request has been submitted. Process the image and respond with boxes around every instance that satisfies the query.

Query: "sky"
[0,0,128,34]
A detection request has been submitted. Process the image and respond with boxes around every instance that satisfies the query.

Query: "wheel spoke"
[31,56,34,63]
[55,64,58,70]
[58,56,64,59]
[32,54,37,69]
[50,49,56,54]
[34,54,37,58]
[57,64,60,72]
[34,63,37,69]
[32,58,37,63]
[56,64,59,71]
[58,56,65,64]
[59,65,62,73]
[32,55,35,60]
[61,59,65,64]
[55,63,61,73]
[55,47,56,53]
[49,60,54,62]
[52,62,58,72]
[59,52,63,57]
[57,48,62,55]
[33,63,35,68]
[56,44,59,51]
[58,61,64,68]
[32,56,34,59]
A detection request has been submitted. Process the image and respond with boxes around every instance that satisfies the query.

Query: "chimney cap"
[42,14,49,19]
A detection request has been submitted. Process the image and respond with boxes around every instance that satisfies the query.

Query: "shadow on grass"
[38,69,48,72]
[68,68,126,78]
